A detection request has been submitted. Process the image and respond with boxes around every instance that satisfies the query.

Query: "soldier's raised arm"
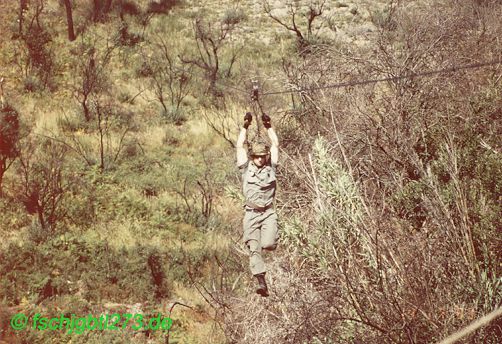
[237,112,252,167]
[262,113,278,166]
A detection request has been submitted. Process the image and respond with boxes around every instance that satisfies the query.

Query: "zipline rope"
[260,58,502,95]
[213,58,502,98]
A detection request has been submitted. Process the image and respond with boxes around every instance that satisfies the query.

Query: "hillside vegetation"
[0,0,501,343]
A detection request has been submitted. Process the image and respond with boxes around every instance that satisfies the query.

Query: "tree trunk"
[0,159,5,198]
[18,0,28,36]
[37,203,46,230]
[62,0,76,41]
[93,0,101,21]
[97,107,105,171]
[82,94,91,121]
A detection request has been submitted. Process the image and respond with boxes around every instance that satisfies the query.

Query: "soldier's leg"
[243,211,266,275]
[247,239,266,275]
[260,210,278,251]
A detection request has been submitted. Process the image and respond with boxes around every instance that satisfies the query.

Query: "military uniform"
[239,160,279,275]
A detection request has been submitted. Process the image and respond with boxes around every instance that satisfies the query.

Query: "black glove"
[262,113,271,129]
[243,112,252,129]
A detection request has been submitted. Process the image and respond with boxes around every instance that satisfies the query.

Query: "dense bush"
[218,1,502,343]
[22,26,56,90]
[0,235,171,305]
[0,103,20,195]
[1,0,500,343]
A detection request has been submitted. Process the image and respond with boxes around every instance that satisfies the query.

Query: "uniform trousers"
[243,207,278,275]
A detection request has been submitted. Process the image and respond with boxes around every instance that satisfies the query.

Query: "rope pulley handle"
[251,80,259,102]
[250,80,262,140]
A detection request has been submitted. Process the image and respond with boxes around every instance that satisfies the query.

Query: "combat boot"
[254,273,269,297]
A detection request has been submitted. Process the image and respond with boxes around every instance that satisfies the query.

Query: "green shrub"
[57,114,88,133]
[284,138,375,271]
[135,61,154,78]
[0,235,172,305]
[22,26,56,90]
[392,180,428,230]
[119,139,142,160]
[117,21,142,46]
[22,75,44,92]
[222,8,246,25]
[117,90,131,103]
[334,2,349,8]
[160,106,187,125]
[91,186,150,222]
[0,197,30,236]
[112,155,172,197]
[0,103,20,193]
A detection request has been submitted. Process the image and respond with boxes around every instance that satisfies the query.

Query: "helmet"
[249,142,269,157]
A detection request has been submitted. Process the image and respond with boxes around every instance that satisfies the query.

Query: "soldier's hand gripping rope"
[262,113,271,129]
[243,112,252,129]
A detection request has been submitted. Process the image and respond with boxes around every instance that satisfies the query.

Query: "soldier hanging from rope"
[236,111,279,297]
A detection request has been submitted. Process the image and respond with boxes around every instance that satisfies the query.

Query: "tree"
[0,104,20,197]
[74,39,115,121]
[146,34,193,123]
[180,17,242,104]
[92,99,135,171]
[67,34,134,171]
[263,0,327,53]
[14,0,57,91]
[17,137,69,231]
[61,0,76,41]
[18,0,29,36]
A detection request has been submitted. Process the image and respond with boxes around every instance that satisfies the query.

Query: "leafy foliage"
[0,104,20,161]
[0,0,501,343]
[0,104,20,195]
[0,235,171,304]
